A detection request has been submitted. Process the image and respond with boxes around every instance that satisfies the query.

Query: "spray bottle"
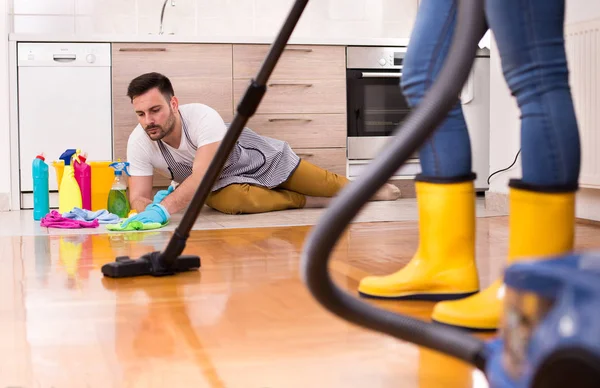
[74,150,92,211]
[32,153,49,220]
[58,149,82,214]
[108,161,131,218]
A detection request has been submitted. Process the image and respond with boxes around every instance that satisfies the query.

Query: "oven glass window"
[347,70,412,137]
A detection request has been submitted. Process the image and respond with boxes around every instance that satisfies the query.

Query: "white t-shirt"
[126,103,227,180]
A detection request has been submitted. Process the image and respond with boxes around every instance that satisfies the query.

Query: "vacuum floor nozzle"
[101,252,200,278]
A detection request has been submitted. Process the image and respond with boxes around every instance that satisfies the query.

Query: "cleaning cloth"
[41,210,99,229]
[106,220,168,232]
[63,207,121,224]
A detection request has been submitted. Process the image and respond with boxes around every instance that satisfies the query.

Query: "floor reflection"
[1,218,598,387]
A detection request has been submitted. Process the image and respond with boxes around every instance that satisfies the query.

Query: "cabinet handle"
[284,47,313,52]
[268,83,313,87]
[296,153,314,157]
[119,48,167,52]
[361,72,402,78]
[268,118,313,122]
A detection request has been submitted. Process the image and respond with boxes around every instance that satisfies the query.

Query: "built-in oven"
[346,46,421,178]
[345,45,491,190]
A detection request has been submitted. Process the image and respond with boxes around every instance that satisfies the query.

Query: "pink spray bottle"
[74,150,92,211]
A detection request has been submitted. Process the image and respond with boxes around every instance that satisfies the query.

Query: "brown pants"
[206,160,350,215]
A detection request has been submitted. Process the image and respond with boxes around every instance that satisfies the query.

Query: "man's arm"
[126,130,158,214]
[160,141,221,214]
[129,175,154,213]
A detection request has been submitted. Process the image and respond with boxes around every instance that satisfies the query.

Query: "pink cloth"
[40,210,99,229]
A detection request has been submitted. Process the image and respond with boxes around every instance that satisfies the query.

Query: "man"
[122,72,400,225]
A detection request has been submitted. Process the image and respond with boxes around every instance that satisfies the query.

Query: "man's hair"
[127,72,175,102]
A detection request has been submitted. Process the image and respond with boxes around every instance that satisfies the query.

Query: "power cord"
[487,148,521,185]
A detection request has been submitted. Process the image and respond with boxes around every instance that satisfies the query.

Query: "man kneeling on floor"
[121,72,400,225]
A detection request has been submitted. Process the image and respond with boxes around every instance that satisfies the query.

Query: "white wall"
[0,0,11,210]
[487,34,521,195]
[566,0,600,24]
[9,0,419,40]
[487,0,600,220]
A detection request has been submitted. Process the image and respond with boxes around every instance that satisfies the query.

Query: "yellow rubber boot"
[431,179,577,330]
[358,174,479,301]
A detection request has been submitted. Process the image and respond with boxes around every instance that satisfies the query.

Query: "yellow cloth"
[206,160,349,215]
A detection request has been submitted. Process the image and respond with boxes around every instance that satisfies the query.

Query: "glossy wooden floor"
[2,216,600,387]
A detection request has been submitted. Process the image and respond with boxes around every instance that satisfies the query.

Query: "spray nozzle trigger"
[74,149,88,164]
[109,161,131,177]
[59,149,77,166]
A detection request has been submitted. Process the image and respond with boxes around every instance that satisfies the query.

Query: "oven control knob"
[379,58,387,66]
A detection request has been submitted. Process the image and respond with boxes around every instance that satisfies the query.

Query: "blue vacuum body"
[486,252,600,387]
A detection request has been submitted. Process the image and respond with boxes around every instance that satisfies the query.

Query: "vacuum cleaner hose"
[300,0,490,372]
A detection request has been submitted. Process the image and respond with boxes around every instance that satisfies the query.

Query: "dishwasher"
[17,42,113,209]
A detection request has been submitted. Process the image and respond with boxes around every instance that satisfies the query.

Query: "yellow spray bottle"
[58,149,82,213]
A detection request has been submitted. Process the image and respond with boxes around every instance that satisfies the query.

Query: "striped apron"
[157,116,301,192]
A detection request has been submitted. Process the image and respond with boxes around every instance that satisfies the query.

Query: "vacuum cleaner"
[297,1,600,387]
[100,0,600,386]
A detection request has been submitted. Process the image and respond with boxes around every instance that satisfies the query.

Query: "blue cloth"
[120,203,170,228]
[62,207,121,224]
[403,0,580,186]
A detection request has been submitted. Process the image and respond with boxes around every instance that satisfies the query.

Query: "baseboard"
[576,188,600,222]
[0,192,10,211]
[485,189,600,223]
[484,191,509,214]
[576,218,600,227]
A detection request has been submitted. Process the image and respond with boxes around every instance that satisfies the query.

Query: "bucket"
[53,160,116,211]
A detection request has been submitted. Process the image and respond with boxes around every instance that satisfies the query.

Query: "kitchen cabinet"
[244,114,346,149]
[111,43,233,187]
[111,42,348,188]
[233,78,345,115]
[294,148,347,176]
[232,44,346,80]
[233,44,347,177]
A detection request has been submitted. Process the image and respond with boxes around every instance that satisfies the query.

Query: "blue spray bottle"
[108,161,131,218]
[32,153,49,220]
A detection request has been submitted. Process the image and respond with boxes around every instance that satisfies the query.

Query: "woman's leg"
[357,0,480,301]
[490,0,580,187]
[432,0,581,330]
[401,1,472,178]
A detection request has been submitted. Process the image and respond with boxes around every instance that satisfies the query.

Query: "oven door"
[346,68,411,138]
[346,69,414,160]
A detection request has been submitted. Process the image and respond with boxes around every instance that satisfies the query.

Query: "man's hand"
[160,141,221,214]
[121,203,170,228]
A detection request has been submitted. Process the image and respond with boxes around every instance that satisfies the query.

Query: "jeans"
[402,0,580,187]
